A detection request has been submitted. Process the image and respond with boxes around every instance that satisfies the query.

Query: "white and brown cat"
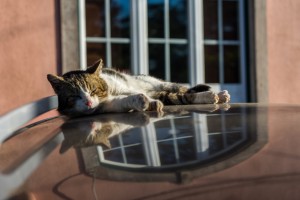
[47,59,230,117]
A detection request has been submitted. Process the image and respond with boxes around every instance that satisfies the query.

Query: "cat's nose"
[85,101,92,108]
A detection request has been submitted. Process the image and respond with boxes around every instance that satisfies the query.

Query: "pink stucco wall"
[267,0,300,104]
[0,1,58,115]
[1,0,300,116]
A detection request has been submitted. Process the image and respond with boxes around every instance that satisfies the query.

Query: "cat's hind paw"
[193,91,219,104]
[148,100,164,112]
[217,90,230,103]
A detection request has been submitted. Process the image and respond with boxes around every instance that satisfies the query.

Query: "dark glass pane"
[178,137,196,163]
[111,44,131,73]
[203,0,218,39]
[207,115,222,133]
[208,134,224,155]
[204,45,219,83]
[158,141,176,165]
[122,130,142,145]
[170,44,188,83]
[169,0,187,38]
[148,0,164,38]
[225,114,242,132]
[173,118,194,137]
[111,0,130,38]
[104,149,124,163]
[223,1,239,40]
[86,43,106,66]
[86,1,105,37]
[125,145,146,165]
[155,120,172,140]
[149,44,165,79]
[109,134,121,147]
[226,131,242,146]
[224,45,240,83]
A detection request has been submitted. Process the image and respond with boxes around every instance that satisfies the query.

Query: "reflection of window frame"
[97,113,248,168]
[60,0,268,102]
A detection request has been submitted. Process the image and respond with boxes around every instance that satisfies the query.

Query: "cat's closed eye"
[66,96,80,107]
[90,89,98,96]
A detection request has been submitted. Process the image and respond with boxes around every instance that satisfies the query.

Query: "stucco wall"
[267,0,300,104]
[0,0,59,115]
[1,0,300,117]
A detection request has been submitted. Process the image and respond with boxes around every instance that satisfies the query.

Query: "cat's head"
[47,59,108,117]
[60,120,112,153]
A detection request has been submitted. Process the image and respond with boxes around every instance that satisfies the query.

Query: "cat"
[47,59,230,117]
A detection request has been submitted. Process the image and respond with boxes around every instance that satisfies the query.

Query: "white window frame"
[78,0,247,102]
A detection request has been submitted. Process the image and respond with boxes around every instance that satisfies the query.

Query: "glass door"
[81,0,247,102]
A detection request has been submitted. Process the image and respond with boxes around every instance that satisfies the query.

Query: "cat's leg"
[187,91,219,104]
[217,90,231,103]
[100,94,163,113]
[129,94,151,111]
[187,90,230,104]
[127,94,163,112]
[126,94,164,112]
[100,94,149,112]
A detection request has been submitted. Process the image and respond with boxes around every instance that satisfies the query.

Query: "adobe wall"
[0,0,59,115]
[267,0,300,104]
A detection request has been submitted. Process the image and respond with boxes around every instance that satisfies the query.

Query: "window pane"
[122,131,143,145]
[208,134,224,155]
[169,0,187,38]
[111,44,131,73]
[204,45,219,83]
[149,44,165,79]
[203,0,218,40]
[226,131,242,146]
[223,1,239,40]
[158,141,176,165]
[148,0,164,38]
[207,115,222,133]
[104,149,124,163]
[110,0,130,38]
[86,43,106,66]
[125,145,146,165]
[170,44,188,83]
[86,1,105,37]
[224,114,242,132]
[224,45,240,83]
[178,137,196,163]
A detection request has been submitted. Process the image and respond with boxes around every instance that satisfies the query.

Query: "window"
[85,0,131,72]
[80,0,247,102]
[148,0,188,82]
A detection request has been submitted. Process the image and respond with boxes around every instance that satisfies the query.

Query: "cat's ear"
[47,74,65,93]
[86,59,103,75]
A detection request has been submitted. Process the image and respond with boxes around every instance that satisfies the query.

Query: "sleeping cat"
[47,59,230,117]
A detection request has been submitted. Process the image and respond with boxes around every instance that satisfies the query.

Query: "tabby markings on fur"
[47,59,230,117]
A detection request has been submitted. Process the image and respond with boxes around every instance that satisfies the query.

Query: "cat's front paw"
[218,90,230,103]
[131,94,150,111]
[148,100,164,112]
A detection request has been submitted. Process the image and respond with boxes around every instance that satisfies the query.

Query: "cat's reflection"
[60,104,230,153]
[59,112,160,153]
